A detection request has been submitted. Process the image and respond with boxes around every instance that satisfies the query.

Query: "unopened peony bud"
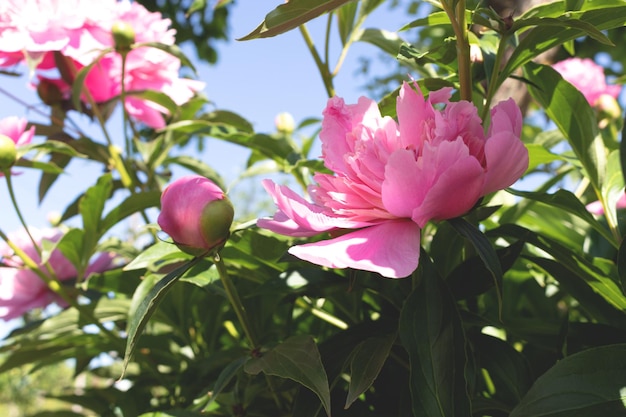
[111,21,135,54]
[157,175,234,256]
[595,93,621,120]
[275,112,295,134]
[37,79,64,106]
[0,135,17,171]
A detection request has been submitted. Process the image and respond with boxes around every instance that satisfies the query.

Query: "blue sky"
[0,1,411,233]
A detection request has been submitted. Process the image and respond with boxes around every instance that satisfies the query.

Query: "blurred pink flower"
[552,58,622,106]
[258,82,528,278]
[586,193,626,215]
[0,116,35,147]
[0,0,204,128]
[0,227,115,320]
[158,175,234,256]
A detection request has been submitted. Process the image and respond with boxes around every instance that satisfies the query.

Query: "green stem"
[481,34,511,120]
[442,0,472,101]
[213,253,258,348]
[3,171,40,255]
[299,24,335,98]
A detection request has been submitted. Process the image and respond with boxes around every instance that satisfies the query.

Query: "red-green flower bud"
[0,134,17,171]
[157,175,234,256]
[37,79,65,106]
[111,21,135,54]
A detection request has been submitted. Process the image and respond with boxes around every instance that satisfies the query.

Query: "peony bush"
[0,0,625,416]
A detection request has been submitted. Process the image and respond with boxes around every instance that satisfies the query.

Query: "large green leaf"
[122,257,203,374]
[244,335,331,416]
[398,254,471,417]
[510,344,626,417]
[524,62,603,190]
[493,225,626,328]
[100,191,161,235]
[239,0,354,40]
[345,332,396,408]
[79,174,113,271]
[507,188,618,248]
[501,6,626,85]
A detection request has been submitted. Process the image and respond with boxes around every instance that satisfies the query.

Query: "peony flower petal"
[381,149,424,218]
[482,131,529,195]
[320,95,381,174]
[258,179,369,237]
[410,139,485,227]
[396,82,435,150]
[288,220,421,278]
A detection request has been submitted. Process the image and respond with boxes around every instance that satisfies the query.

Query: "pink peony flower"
[586,193,626,215]
[552,57,622,106]
[157,175,234,256]
[258,82,528,278]
[0,0,204,128]
[0,116,35,147]
[0,227,115,320]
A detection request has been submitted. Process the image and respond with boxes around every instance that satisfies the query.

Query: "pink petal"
[320,95,381,174]
[482,131,528,195]
[288,220,421,278]
[488,98,522,138]
[257,180,368,237]
[396,82,434,150]
[381,149,424,218]
[410,140,485,227]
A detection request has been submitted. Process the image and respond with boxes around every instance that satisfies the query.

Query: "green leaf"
[122,257,203,374]
[336,0,357,44]
[493,225,626,328]
[124,241,190,272]
[201,356,247,411]
[135,42,196,73]
[398,254,471,417]
[510,344,626,417]
[71,49,113,110]
[618,240,626,295]
[79,174,113,270]
[524,62,604,190]
[238,0,354,40]
[244,335,331,416]
[473,334,533,405]
[511,17,613,45]
[507,188,618,248]
[448,217,503,304]
[345,332,396,408]
[501,6,626,85]
[126,89,179,117]
[600,149,625,243]
[353,28,404,57]
[100,191,161,235]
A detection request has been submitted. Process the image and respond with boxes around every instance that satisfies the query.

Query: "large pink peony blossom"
[258,82,528,278]
[552,57,622,106]
[0,0,203,128]
[0,227,115,320]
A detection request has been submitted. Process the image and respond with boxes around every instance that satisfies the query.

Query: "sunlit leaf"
[524,62,604,191]
[239,0,354,40]
[244,335,331,416]
[122,257,203,374]
[510,344,626,417]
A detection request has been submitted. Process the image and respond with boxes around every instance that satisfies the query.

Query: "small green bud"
[0,135,17,171]
[111,21,135,54]
[200,197,235,250]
